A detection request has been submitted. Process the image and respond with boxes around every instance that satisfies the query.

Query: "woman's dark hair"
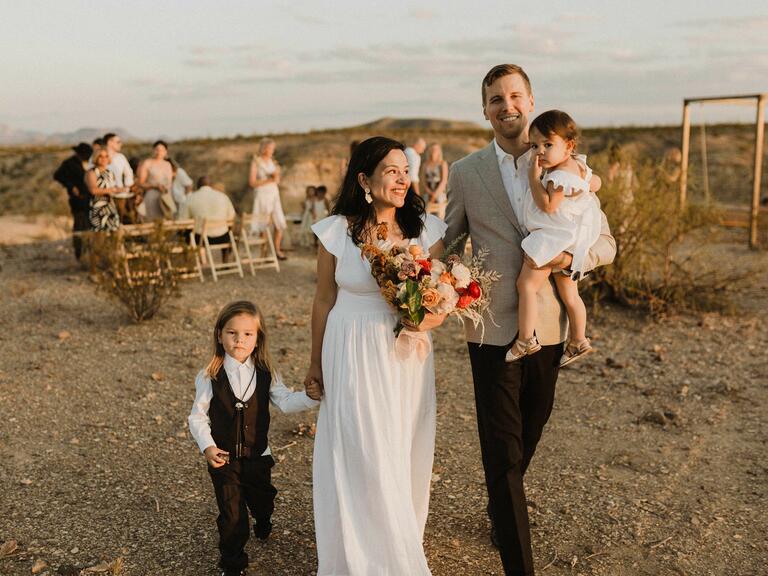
[529,110,580,148]
[153,139,168,149]
[332,136,425,245]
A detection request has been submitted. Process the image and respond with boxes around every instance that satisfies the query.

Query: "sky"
[1,0,766,140]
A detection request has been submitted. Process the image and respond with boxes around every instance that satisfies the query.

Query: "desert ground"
[0,223,766,576]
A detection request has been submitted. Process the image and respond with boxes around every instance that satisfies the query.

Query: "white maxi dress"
[311,214,446,576]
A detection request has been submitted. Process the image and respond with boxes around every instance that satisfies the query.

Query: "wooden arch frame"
[680,93,766,248]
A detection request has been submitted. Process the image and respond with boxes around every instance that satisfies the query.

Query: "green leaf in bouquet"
[404,279,425,325]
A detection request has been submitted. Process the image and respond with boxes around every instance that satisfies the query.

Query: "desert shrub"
[85,223,197,322]
[583,154,746,316]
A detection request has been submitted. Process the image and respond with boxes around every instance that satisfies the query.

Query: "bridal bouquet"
[360,226,499,359]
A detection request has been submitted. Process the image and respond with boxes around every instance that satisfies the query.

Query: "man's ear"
[482,105,489,121]
[528,93,535,113]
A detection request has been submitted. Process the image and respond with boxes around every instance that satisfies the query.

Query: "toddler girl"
[506,110,603,367]
[188,300,321,576]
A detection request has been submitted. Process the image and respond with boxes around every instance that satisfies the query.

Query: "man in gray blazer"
[444,64,616,576]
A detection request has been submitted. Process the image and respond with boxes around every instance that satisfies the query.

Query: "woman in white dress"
[305,137,447,575]
[249,138,288,259]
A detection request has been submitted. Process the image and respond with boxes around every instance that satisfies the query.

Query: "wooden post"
[680,102,691,206]
[751,95,765,249]
[700,122,710,202]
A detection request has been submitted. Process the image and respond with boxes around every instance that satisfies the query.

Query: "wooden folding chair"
[201,218,243,282]
[238,213,280,275]
[162,219,204,282]
[117,222,158,281]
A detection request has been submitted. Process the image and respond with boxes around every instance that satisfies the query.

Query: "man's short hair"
[481,64,532,105]
[197,176,210,188]
[103,132,117,144]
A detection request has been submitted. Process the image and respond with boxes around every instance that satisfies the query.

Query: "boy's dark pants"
[209,455,277,572]
[468,341,563,576]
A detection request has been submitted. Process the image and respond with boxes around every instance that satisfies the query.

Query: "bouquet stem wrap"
[394,329,432,362]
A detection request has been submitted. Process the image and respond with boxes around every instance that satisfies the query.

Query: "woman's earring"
[364,188,373,204]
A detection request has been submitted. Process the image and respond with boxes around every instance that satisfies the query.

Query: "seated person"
[179,176,237,259]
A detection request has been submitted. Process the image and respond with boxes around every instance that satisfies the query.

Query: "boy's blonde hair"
[205,300,275,378]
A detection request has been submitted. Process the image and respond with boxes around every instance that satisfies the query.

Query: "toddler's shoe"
[253,519,272,540]
[559,338,593,367]
[505,336,541,363]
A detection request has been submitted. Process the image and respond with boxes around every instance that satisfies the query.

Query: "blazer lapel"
[473,143,525,236]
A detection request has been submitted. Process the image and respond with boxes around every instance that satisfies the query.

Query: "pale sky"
[1,0,766,139]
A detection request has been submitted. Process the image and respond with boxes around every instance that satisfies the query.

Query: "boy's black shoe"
[253,519,272,540]
[220,570,247,576]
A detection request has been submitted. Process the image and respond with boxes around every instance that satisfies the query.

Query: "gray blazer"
[444,142,616,346]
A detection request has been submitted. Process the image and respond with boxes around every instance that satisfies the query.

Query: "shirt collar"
[493,139,533,166]
[223,353,255,373]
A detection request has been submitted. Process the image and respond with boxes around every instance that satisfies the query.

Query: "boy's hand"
[305,378,323,401]
[204,446,229,468]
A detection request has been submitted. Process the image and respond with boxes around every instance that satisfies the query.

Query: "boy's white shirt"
[188,354,319,455]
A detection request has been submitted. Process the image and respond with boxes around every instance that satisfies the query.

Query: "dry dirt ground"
[0,234,766,576]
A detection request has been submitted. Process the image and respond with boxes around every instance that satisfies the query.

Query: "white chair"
[238,213,280,275]
[201,218,244,282]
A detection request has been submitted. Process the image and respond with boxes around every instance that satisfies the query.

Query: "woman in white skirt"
[249,138,288,259]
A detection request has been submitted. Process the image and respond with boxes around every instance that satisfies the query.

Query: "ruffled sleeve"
[419,213,448,249]
[542,155,592,197]
[311,215,348,258]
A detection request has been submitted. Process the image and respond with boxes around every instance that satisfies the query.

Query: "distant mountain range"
[0,124,138,147]
[352,117,485,132]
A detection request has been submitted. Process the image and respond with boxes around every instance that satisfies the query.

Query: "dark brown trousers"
[468,341,563,576]
[208,455,277,572]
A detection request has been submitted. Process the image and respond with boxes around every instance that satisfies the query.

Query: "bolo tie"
[230,367,256,460]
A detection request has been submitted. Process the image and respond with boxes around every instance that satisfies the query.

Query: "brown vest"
[209,366,271,458]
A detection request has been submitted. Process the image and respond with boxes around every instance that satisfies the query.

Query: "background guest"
[104,133,134,191]
[136,140,174,221]
[421,142,449,219]
[298,185,317,246]
[168,157,194,217]
[404,137,426,197]
[53,142,93,259]
[179,176,236,262]
[249,138,287,260]
[85,147,123,232]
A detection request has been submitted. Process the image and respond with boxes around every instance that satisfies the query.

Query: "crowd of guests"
[53,132,450,262]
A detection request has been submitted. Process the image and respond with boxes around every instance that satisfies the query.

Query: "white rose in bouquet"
[451,263,471,289]
[431,281,459,314]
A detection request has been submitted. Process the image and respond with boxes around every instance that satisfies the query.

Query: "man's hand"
[524,252,572,271]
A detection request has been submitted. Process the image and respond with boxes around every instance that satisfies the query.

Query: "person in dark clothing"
[53,142,92,259]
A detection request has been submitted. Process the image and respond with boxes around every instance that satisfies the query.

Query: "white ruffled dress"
[521,154,602,278]
[311,213,446,576]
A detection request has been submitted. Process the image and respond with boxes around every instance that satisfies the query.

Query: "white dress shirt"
[108,152,134,188]
[178,185,236,236]
[494,139,534,227]
[188,354,319,455]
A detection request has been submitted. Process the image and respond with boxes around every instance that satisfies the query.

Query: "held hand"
[402,312,447,332]
[304,364,324,399]
[305,378,323,401]
[204,446,229,468]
